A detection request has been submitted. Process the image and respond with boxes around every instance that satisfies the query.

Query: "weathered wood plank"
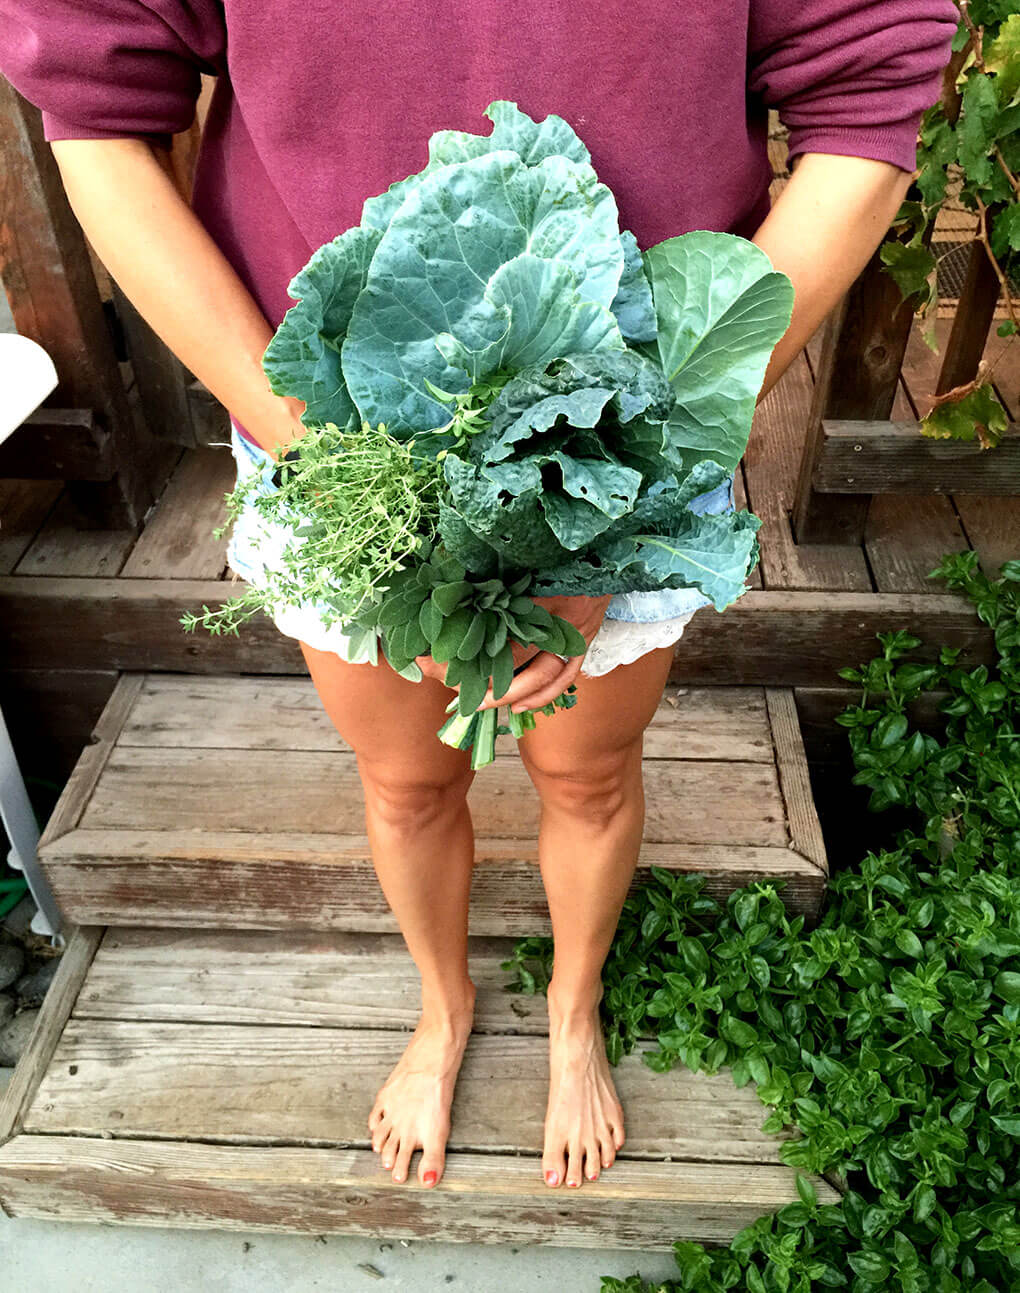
[743,350,872,589]
[814,421,1020,495]
[14,494,137,576]
[864,493,969,594]
[900,315,1020,578]
[0,410,114,481]
[119,676,776,763]
[120,448,232,579]
[764,689,827,874]
[26,1019,787,1162]
[111,283,199,449]
[77,928,547,1033]
[935,238,1000,395]
[37,674,145,851]
[0,926,103,1144]
[38,832,824,929]
[0,1136,836,1247]
[77,746,787,845]
[793,242,919,544]
[1,579,993,684]
[0,479,61,573]
[0,80,167,526]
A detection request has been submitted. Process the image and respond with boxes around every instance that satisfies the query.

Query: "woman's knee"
[359,761,473,835]
[522,741,642,827]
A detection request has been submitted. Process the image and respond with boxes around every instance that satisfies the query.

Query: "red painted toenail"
[423,1171,437,1186]
[567,1180,579,1188]
[545,1170,559,1186]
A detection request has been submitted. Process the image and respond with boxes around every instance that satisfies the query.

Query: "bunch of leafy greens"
[189,102,794,761]
[260,100,792,613]
[504,551,1020,1292]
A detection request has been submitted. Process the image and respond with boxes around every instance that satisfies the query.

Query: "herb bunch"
[504,552,1020,1292]
[181,420,441,637]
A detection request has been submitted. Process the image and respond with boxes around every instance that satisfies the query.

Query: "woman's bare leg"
[517,644,676,1190]
[300,641,476,1189]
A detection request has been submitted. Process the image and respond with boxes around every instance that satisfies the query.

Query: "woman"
[0,0,957,1194]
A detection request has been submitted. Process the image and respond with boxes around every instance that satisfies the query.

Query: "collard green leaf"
[534,506,759,608]
[361,100,591,232]
[611,230,658,342]
[263,226,382,428]
[441,454,568,569]
[643,231,794,473]
[479,386,617,463]
[344,151,625,434]
[435,255,625,384]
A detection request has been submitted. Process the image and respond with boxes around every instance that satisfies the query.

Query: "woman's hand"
[483,593,612,712]
[415,593,612,709]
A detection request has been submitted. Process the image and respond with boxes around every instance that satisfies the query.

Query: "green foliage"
[921,379,1010,447]
[879,2,1019,444]
[179,420,442,637]
[503,552,1020,1291]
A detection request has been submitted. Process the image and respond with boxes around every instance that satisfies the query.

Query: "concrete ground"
[0,1213,681,1291]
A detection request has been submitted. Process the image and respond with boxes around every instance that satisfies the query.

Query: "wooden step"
[37,674,828,929]
[0,927,840,1246]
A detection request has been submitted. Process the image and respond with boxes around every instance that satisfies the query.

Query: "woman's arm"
[752,151,914,401]
[49,137,306,455]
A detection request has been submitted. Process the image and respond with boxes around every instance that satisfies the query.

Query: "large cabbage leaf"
[643,231,794,474]
[361,100,591,232]
[611,230,657,343]
[262,226,381,429]
[343,150,626,433]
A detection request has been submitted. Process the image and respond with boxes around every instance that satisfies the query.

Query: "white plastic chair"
[0,334,64,939]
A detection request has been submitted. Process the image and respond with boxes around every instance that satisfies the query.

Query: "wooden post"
[0,78,174,527]
[935,239,1000,395]
[793,245,919,545]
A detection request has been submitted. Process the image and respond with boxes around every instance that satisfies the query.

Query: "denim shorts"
[224,423,735,677]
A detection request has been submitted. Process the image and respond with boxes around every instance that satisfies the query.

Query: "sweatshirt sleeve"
[748,0,959,172]
[0,1,227,149]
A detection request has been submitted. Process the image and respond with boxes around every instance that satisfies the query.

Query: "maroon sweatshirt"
[0,1,957,445]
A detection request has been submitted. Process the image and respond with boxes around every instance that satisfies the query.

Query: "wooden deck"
[0,925,840,1246]
[0,671,835,1243]
[34,673,827,928]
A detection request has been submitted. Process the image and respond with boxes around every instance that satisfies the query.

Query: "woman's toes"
[565,1144,585,1188]
[542,1145,566,1188]
[419,1152,444,1188]
[584,1140,601,1181]
[380,1127,400,1170]
[391,1136,416,1184]
[371,1117,391,1152]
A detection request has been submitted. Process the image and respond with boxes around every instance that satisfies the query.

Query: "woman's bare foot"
[542,986,626,1188]
[368,982,476,1188]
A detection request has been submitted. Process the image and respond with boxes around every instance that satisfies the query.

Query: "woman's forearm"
[751,151,914,401]
[49,137,306,455]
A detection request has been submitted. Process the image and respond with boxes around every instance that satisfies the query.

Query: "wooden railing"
[793,236,1018,546]
[0,79,226,529]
